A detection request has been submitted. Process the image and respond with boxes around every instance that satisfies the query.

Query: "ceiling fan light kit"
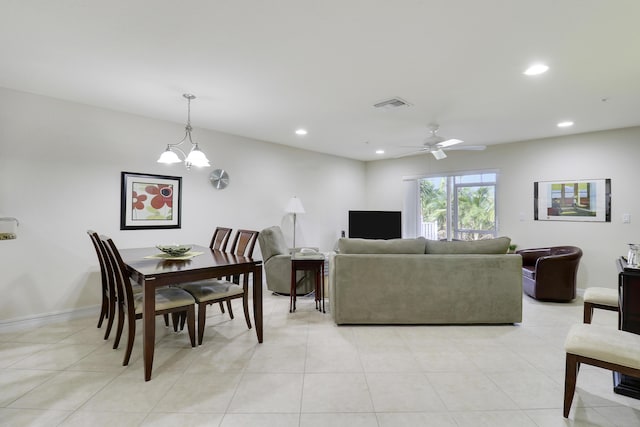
[432,149,447,160]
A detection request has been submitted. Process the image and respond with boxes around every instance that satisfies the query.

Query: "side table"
[290,254,325,313]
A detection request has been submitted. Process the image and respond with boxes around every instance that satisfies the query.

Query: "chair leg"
[163,314,169,327]
[123,314,136,366]
[179,312,186,331]
[104,295,116,340]
[171,313,180,332]
[186,306,196,347]
[113,303,125,350]
[219,301,225,314]
[564,353,579,418]
[97,296,108,328]
[197,303,207,345]
[242,296,252,329]
[226,300,235,319]
[583,302,593,324]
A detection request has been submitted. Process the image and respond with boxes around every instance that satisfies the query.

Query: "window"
[416,171,497,240]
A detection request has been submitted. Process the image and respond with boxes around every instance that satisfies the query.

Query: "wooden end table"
[290,254,325,313]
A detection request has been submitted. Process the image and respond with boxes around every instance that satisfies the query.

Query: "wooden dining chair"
[87,230,152,340]
[87,230,114,339]
[180,229,259,345]
[209,227,233,315]
[100,235,196,365]
[210,227,232,251]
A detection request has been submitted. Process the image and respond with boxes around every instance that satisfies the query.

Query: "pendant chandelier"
[157,93,210,169]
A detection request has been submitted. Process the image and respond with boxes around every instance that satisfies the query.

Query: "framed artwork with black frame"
[120,172,182,230]
[534,178,611,222]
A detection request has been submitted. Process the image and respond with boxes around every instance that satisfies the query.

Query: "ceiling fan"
[398,123,486,160]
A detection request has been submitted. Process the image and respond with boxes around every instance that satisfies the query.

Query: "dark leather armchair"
[516,246,583,302]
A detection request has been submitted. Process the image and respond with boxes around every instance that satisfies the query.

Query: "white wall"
[364,126,640,292]
[3,86,638,322]
[0,88,365,322]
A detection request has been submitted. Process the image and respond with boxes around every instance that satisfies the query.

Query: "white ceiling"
[2,1,639,161]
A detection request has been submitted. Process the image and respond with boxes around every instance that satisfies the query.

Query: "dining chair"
[210,226,232,251]
[87,230,114,338]
[88,230,152,340]
[100,235,196,365]
[180,229,259,345]
[209,227,233,315]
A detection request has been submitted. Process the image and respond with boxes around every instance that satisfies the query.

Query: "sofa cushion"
[258,226,289,261]
[338,237,426,254]
[425,236,511,254]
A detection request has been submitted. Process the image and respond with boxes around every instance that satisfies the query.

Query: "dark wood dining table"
[120,245,263,381]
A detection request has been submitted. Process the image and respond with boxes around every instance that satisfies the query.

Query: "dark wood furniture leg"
[565,352,640,417]
[253,263,263,343]
[290,263,296,312]
[143,277,156,382]
[321,262,325,313]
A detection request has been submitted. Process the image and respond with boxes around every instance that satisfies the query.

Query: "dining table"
[120,244,263,381]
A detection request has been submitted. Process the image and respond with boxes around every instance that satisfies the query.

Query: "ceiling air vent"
[373,97,412,110]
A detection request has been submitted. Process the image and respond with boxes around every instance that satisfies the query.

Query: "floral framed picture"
[120,172,182,230]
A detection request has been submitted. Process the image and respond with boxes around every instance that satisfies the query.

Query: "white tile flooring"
[1,291,640,426]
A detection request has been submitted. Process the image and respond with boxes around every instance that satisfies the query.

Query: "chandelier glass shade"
[157,93,210,169]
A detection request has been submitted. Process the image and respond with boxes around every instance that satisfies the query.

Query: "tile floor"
[1,291,640,426]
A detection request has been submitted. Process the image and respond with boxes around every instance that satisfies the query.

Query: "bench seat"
[563,323,640,417]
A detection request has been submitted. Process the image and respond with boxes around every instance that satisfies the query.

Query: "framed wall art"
[534,178,611,222]
[120,172,182,230]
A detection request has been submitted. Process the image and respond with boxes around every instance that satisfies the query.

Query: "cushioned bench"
[583,287,619,323]
[563,323,640,417]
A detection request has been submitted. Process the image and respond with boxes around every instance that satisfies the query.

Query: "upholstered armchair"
[258,226,315,295]
[516,246,583,302]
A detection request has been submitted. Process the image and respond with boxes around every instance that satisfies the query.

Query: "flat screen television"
[348,210,402,240]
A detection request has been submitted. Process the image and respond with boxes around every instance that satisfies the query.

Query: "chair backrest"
[209,227,232,251]
[99,235,136,318]
[258,225,289,261]
[87,230,109,299]
[230,229,259,257]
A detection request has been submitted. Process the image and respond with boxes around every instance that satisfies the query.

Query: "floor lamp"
[285,196,305,249]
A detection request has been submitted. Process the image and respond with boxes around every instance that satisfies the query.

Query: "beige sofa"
[329,237,522,325]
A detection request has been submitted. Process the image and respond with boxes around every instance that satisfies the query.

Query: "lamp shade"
[157,149,182,164]
[185,146,210,167]
[285,196,305,214]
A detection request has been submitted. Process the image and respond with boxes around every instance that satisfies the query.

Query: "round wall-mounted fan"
[398,123,485,159]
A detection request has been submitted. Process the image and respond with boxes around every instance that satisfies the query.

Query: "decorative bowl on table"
[156,244,192,257]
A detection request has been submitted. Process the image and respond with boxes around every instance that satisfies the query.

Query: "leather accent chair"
[516,246,582,302]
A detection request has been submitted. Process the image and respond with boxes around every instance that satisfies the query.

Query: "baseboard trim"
[0,305,98,332]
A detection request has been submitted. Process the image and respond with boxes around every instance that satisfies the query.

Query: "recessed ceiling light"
[375,149,385,154]
[295,128,308,135]
[557,121,574,128]
[523,64,549,76]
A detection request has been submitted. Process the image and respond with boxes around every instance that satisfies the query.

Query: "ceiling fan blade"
[444,145,486,151]
[437,138,463,148]
[394,149,427,159]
